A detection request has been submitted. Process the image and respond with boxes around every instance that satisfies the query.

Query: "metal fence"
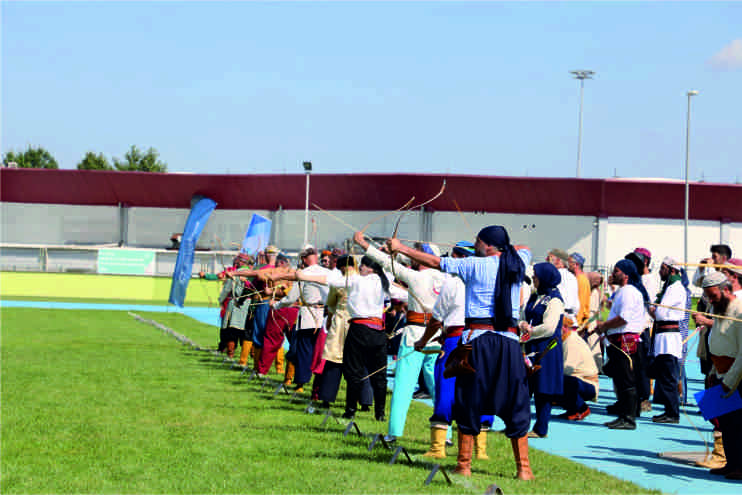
[0,244,238,277]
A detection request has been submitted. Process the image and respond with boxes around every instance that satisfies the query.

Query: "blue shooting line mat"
[3,299,738,494]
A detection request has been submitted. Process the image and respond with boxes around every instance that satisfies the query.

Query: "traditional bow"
[390,180,446,281]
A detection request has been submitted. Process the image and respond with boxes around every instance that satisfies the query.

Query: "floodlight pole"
[684,91,699,266]
[303,161,312,246]
[570,70,595,178]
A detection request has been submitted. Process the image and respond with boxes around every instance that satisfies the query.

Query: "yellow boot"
[284,362,295,387]
[422,426,448,459]
[275,347,286,374]
[475,430,490,460]
[238,341,252,367]
[695,432,726,469]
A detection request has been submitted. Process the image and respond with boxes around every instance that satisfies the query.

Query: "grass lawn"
[1,308,659,494]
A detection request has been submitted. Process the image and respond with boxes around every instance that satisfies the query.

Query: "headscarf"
[452,240,475,258]
[615,259,649,303]
[533,262,563,301]
[656,260,683,303]
[477,225,526,330]
[624,252,646,275]
[361,255,390,294]
[570,252,585,268]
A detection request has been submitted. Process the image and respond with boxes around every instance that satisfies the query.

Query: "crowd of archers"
[199,230,742,482]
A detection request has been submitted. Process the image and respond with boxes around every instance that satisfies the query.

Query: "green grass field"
[1,308,658,494]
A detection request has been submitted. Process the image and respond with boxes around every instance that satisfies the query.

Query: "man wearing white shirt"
[356,235,446,443]
[647,257,688,423]
[693,244,733,288]
[595,259,650,430]
[547,249,579,327]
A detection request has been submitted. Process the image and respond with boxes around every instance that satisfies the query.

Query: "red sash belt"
[445,325,465,338]
[607,333,641,354]
[350,317,384,331]
[406,311,432,326]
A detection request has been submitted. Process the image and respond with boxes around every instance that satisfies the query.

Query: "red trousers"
[257,307,299,375]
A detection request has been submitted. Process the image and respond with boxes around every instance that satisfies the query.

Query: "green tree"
[3,146,59,169]
[76,151,113,170]
[113,145,167,172]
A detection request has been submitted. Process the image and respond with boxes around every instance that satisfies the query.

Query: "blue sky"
[2,1,741,182]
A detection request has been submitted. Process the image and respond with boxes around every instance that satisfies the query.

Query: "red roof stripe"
[1,168,739,222]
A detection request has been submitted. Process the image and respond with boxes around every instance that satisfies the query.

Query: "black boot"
[344,383,361,420]
[373,385,387,421]
[607,388,637,430]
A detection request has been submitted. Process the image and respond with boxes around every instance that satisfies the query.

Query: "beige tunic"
[708,297,742,391]
[322,283,350,364]
[562,331,600,400]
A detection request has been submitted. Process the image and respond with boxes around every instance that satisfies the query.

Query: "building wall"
[431,212,595,265]
[603,217,726,268]
[3,202,741,277]
[1,202,119,245]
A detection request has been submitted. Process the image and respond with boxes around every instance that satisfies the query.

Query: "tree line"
[2,145,167,172]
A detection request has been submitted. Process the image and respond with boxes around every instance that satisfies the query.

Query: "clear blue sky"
[2,1,741,182]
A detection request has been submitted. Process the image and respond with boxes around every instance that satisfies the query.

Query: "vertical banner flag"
[168,196,217,307]
[241,214,272,255]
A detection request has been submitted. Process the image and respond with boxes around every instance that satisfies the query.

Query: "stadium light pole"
[684,91,699,266]
[570,70,595,178]
[303,161,312,246]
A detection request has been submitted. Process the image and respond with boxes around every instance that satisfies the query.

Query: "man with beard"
[698,271,742,479]
[646,257,687,423]
[387,226,534,481]
[594,259,650,430]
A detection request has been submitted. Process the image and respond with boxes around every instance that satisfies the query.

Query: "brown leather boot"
[252,347,262,371]
[453,430,474,476]
[695,432,726,469]
[511,435,535,480]
[422,426,447,459]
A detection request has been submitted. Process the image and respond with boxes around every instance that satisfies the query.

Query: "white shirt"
[326,271,386,320]
[652,280,686,358]
[432,274,466,328]
[275,263,331,330]
[642,272,660,328]
[366,245,446,346]
[558,268,580,319]
[605,284,647,336]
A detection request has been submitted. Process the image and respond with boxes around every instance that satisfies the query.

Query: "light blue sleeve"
[439,256,475,284]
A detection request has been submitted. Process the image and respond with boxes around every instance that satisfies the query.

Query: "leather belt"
[654,320,680,334]
[406,311,432,326]
[710,353,735,375]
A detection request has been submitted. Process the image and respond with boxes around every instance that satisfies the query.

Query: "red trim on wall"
[1,168,739,222]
